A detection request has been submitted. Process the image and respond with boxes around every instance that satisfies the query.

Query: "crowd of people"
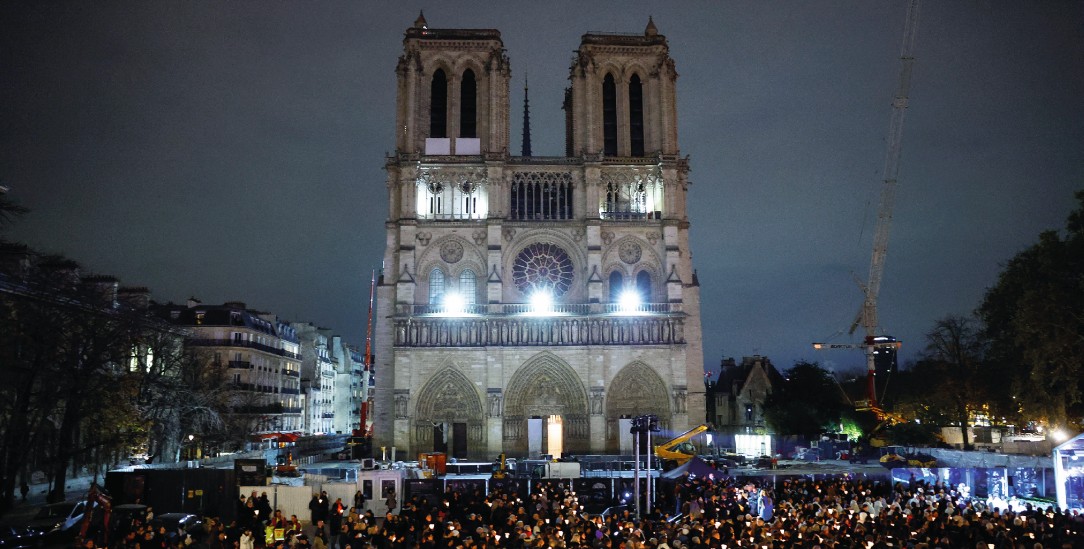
[101,473,1083,549]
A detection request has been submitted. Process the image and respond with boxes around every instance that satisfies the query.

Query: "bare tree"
[922,314,987,451]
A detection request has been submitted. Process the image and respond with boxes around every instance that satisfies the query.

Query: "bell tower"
[565,17,680,158]
[394,12,511,157]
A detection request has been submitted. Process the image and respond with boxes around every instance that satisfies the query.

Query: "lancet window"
[510,172,573,221]
[603,73,618,156]
[629,75,645,157]
[430,69,448,138]
[459,270,477,304]
[460,69,477,138]
[429,268,445,304]
[608,271,624,301]
[636,270,652,299]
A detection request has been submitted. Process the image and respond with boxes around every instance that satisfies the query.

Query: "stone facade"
[373,16,704,460]
[711,356,783,438]
[153,301,304,433]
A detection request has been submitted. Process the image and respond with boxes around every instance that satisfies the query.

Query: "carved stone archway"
[412,368,485,458]
[604,361,671,452]
[503,352,590,455]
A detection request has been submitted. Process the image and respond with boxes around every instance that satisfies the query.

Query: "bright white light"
[530,291,554,315]
[442,292,466,315]
[618,289,642,313]
[1052,428,1068,442]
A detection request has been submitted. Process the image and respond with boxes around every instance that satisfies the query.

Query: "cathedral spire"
[414,10,427,29]
[521,72,532,157]
[645,16,658,36]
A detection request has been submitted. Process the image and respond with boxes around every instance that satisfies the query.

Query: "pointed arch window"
[459,269,477,305]
[609,271,624,302]
[510,172,573,220]
[429,268,445,304]
[430,69,448,138]
[629,74,645,157]
[460,69,477,138]
[636,270,652,300]
[602,73,618,156]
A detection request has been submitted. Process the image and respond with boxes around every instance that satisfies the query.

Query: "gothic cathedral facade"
[373,15,704,459]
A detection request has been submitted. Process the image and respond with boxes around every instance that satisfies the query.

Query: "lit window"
[429,268,445,304]
[459,269,477,305]
[609,271,624,302]
[636,271,652,301]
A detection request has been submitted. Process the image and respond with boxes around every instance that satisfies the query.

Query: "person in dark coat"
[308,494,322,525]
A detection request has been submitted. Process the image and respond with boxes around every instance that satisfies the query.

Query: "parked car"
[25,500,94,540]
[0,524,45,549]
[149,513,204,543]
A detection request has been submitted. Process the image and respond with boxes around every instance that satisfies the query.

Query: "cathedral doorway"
[430,422,468,458]
[525,415,565,458]
[605,362,671,452]
[413,368,484,458]
[503,353,589,456]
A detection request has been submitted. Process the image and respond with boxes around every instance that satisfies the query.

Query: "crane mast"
[859,0,920,332]
[847,0,920,407]
[815,1,919,407]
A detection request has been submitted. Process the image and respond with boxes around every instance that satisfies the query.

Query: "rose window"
[512,242,574,297]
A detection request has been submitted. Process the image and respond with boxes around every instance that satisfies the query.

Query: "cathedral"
[372,14,704,460]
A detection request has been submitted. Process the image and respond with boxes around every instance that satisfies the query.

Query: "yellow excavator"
[655,424,711,470]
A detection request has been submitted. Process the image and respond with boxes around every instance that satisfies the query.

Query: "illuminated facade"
[373,15,704,459]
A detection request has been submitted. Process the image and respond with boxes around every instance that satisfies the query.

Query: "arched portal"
[412,368,485,459]
[605,361,671,452]
[503,353,589,456]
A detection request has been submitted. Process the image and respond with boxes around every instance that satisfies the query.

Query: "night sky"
[2,2,1081,374]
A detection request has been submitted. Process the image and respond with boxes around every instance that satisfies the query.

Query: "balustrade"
[393,314,684,347]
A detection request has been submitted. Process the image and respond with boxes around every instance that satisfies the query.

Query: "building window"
[608,271,624,302]
[599,169,663,220]
[636,270,651,300]
[745,404,754,421]
[460,69,477,138]
[629,74,645,157]
[602,73,617,156]
[509,171,573,220]
[459,269,477,304]
[417,171,488,220]
[429,268,445,304]
[430,69,448,138]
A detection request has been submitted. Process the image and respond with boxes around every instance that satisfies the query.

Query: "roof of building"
[715,356,785,396]
[153,302,279,337]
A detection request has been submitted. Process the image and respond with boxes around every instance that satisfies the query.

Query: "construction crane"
[814,0,919,408]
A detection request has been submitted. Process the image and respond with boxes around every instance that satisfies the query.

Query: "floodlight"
[529,290,554,315]
[442,292,466,315]
[618,289,642,314]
